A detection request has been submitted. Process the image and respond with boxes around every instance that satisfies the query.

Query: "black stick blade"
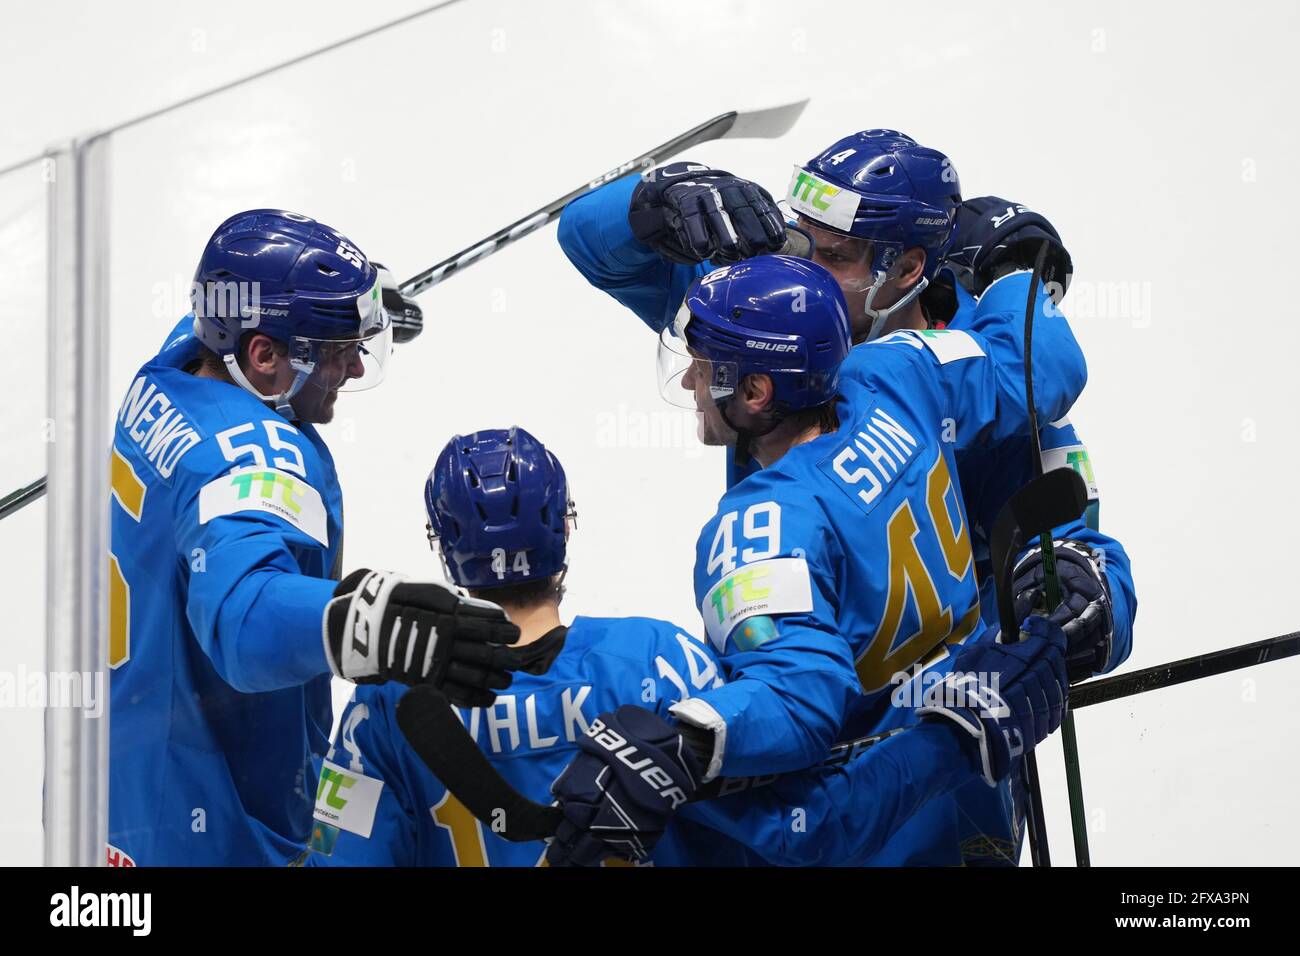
[396,685,563,843]
[989,468,1089,639]
[1005,467,1090,541]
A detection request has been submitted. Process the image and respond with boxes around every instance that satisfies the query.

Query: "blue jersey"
[667,326,1084,781]
[307,616,756,866]
[559,176,1137,865]
[686,720,988,866]
[558,174,1136,663]
[108,316,341,866]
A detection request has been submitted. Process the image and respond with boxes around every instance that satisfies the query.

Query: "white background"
[2,0,1297,866]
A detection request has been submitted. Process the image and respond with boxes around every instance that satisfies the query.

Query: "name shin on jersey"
[829,406,919,509]
[459,685,594,755]
[117,376,201,478]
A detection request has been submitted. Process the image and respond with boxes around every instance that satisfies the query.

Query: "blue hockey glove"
[628,162,787,265]
[1013,539,1115,681]
[945,195,1073,298]
[546,706,702,866]
[918,615,1068,787]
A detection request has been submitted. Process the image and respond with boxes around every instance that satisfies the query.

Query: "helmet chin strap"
[861,272,930,342]
[223,353,311,420]
[433,541,457,586]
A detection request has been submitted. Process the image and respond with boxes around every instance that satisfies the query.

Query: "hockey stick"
[1070,629,1300,709]
[714,628,1300,794]
[0,102,810,524]
[0,476,45,521]
[394,680,910,843]
[396,685,563,843]
[1021,239,1092,867]
[395,622,1300,845]
[1008,239,1093,867]
[987,467,1089,868]
[398,99,810,297]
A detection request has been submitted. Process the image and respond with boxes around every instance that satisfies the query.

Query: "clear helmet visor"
[657,303,738,411]
[784,166,883,292]
[781,206,908,343]
[289,274,393,393]
[290,321,393,393]
[788,211,881,295]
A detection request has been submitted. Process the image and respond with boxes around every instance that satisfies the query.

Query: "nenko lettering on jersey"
[116,376,202,478]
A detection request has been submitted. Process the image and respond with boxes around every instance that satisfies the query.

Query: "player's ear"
[893,248,926,289]
[244,333,284,376]
[741,373,775,412]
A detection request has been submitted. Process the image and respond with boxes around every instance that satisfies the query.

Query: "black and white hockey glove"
[945,195,1073,298]
[628,162,787,265]
[371,262,423,345]
[918,615,1068,787]
[1012,539,1114,682]
[323,569,521,706]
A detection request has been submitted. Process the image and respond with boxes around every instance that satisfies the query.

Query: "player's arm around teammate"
[618,614,1069,867]
[544,256,1087,865]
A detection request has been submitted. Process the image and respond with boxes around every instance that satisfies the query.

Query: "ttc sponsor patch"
[701,557,813,653]
[313,760,384,838]
[198,465,328,545]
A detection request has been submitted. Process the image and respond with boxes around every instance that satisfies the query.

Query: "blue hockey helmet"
[191,209,392,416]
[658,255,852,436]
[786,129,962,340]
[424,427,576,590]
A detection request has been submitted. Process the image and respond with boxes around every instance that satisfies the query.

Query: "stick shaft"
[1071,630,1300,709]
[399,102,807,297]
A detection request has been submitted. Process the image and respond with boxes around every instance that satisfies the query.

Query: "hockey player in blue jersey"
[560,133,1133,676]
[109,210,527,866]
[308,426,1073,868]
[544,254,1085,865]
[783,146,1135,864]
[556,132,1136,863]
[307,427,757,866]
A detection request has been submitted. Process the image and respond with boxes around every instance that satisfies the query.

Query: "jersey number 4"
[856,453,980,694]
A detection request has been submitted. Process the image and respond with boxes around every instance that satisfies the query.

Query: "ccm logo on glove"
[348,574,385,656]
